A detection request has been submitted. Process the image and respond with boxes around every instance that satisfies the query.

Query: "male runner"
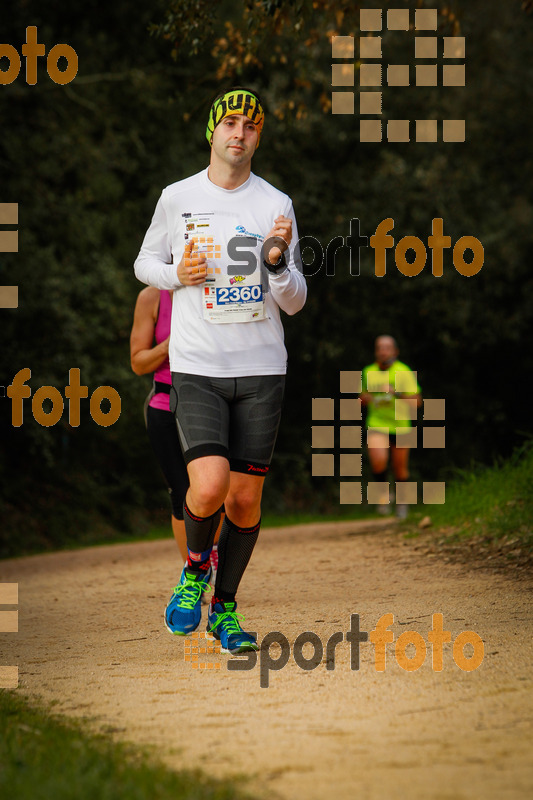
[360,336,421,519]
[134,87,306,654]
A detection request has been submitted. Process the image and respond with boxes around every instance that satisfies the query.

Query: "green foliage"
[1,0,532,551]
[0,2,195,553]
[0,691,252,800]
[421,442,533,551]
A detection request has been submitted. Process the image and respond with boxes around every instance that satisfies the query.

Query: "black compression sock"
[214,516,261,598]
[183,502,221,573]
[373,470,388,481]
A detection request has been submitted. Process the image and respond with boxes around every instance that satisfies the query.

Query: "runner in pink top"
[130,287,219,577]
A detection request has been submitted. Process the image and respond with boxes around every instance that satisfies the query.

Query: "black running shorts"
[170,373,285,475]
[145,404,190,519]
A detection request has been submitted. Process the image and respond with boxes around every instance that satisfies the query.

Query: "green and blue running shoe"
[164,566,212,635]
[206,600,259,655]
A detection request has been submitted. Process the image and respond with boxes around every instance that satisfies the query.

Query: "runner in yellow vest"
[361,336,422,518]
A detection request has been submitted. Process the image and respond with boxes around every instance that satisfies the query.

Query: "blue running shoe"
[206,600,259,655]
[164,566,212,635]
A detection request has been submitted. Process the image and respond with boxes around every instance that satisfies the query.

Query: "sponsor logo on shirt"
[236,224,264,240]
[229,275,246,285]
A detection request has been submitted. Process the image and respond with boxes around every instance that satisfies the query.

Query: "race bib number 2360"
[216,285,262,304]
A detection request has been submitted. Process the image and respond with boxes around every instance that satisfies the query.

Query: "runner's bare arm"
[130,287,170,375]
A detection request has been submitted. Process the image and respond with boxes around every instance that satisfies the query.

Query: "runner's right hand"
[177,239,207,285]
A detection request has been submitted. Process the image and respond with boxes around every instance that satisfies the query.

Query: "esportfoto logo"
[332,8,466,143]
[311,370,446,506]
[0,583,18,689]
[184,612,484,688]
[5,368,121,427]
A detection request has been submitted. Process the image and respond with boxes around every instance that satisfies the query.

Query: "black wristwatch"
[263,252,288,275]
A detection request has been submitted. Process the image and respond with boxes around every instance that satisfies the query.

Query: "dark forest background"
[1,0,532,555]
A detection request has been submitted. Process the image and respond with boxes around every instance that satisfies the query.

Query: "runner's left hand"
[265,216,292,264]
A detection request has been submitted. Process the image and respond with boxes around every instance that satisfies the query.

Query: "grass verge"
[0,690,252,800]
[405,442,533,568]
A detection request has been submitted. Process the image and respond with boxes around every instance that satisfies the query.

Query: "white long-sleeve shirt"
[134,168,307,377]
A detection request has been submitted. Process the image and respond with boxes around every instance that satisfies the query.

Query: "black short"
[145,404,189,519]
[170,373,285,475]
[367,430,414,448]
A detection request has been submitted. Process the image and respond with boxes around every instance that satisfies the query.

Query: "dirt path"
[1,520,532,799]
